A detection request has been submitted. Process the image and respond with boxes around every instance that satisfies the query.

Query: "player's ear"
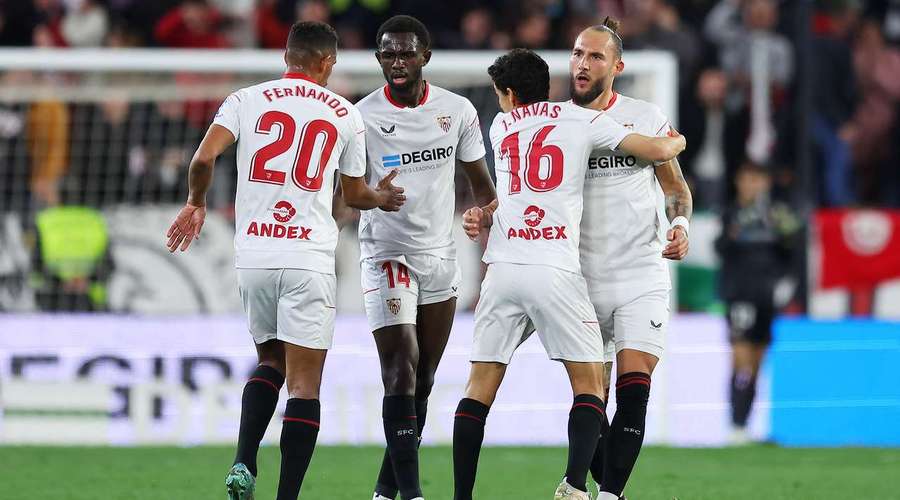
[615,59,625,76]
[422,49,432,66]
[375,50,382,64]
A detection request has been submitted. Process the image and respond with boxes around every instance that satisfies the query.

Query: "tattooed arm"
[655,156,693,260]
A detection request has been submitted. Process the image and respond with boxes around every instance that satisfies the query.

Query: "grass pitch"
[3,445,899,499]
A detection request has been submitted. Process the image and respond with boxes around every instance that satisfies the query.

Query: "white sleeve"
[339,107,367,178]
[212,92,241,140]
[589,113,631,151]
[651,107,671,138]
[456,100,486,162]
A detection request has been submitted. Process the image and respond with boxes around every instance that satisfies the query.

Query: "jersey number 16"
[249,110,337,192]
[500,125,564,195]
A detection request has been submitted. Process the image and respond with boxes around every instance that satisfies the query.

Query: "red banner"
[817,209,900,289]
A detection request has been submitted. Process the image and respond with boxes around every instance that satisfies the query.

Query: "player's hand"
[662,225,689,260]
[166,203,206,253]
[462,206,485,240]
[376,169,406,212]
[667,126,687,156]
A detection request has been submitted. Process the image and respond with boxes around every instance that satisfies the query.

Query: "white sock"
[597,493,619,500]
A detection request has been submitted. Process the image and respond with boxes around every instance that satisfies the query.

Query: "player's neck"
[387,79,426,108]
[285,64,323,86]
[590,87,617,111]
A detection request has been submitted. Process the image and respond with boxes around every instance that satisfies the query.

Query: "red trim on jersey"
[602,91,618,111]
[383,82,430,108]
[248,377,280,393]
[283,72,318,84]
[283,416,320,428]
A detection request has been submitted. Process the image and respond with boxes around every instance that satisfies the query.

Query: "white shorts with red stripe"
[470,263,605,364]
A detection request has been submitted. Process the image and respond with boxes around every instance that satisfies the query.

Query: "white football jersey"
[356,83,486,260]
[213,72,366,274]
[579,92,671,288]
[483,101,631,274]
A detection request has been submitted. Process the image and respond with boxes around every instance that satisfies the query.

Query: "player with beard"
[570,18,693,500]
[355,15,496,500]
[457,48,685,500]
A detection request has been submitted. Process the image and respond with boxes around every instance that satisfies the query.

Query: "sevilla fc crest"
[386,298,401,315]
[436,116,451,133]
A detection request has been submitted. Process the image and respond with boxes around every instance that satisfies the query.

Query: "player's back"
[580,93,670,286]
[214,73,366,273]
[484,101,629,274]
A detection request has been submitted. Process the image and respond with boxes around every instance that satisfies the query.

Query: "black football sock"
[564,394,606,492]
[383,395,421,499]
[276,398,320,500]
[731,369,756,427]
[234,364,284,476]
[374,398,428,498]
[452,398,490,500]
[588,400,611,486]
[601,372,651,496]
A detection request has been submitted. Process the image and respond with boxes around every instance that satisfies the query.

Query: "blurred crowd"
[1,0,899,211]
[1,0,898,313]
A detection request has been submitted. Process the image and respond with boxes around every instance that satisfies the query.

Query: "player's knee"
[414,371,435,399]
[382,361,416,396]
[259,359,285,377]
[285,379,320,400]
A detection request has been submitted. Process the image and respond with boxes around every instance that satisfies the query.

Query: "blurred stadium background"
[1,0,899,498]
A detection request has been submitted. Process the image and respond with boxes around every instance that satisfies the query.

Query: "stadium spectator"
[705,0,793,167]
[26,95,69,208]
[33,0,68,47]
[254,0,331,49]
[154,0,230,48]
[851,18,900,206]
[810,2,859,207]
[619,0,703,91]
[690,68,730,211]
[512,10,552,49]
[61,0,109,47]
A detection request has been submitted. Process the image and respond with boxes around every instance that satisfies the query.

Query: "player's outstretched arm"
[655,156,693,260]
[340,170,406,211]
[166,124,235,253]
[618,130,686,163]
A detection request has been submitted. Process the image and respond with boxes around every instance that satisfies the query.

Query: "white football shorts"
[237,268,337,349]
[471,262,605,364]
[588,284,670,360]
[361,254,461,331]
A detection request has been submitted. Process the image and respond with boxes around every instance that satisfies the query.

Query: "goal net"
[0,48,676,314]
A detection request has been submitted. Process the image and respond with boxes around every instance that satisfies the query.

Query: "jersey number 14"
[249,110,337,192]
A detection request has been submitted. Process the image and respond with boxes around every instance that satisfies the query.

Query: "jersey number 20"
[500,125,564,194]
[250,111,337,192]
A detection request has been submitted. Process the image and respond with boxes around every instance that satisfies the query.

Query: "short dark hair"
[376,15,431,50]
[487,48,549,105]
[287,21,338,54]
[589,16,624,59]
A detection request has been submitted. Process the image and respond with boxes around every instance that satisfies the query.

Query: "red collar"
[283,72,318,84]
[383,82,429,108]
[601,91,618,111]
